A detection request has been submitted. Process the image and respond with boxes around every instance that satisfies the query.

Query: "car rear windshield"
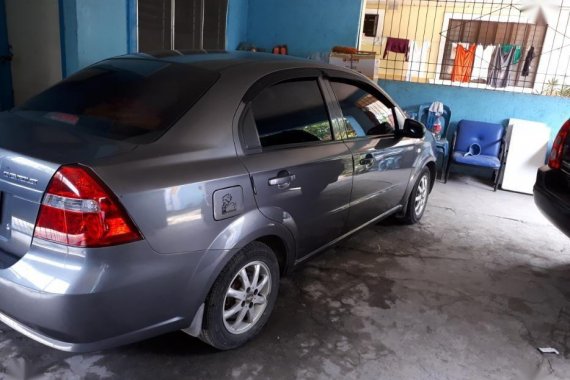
[16,58,219,141]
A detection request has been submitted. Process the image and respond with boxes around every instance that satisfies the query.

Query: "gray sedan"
[0,51,436,352]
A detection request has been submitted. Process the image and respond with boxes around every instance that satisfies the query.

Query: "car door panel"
[326,78,420,229]
[239,77,353,259]
[241,144,353,257]
[343,137,419,229]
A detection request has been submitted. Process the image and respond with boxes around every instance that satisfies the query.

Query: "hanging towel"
[451,44,476,82]
[405,41,431,81]
[383,37,410,61]
[522,46,535,77]
[501,44,522,64]
[487,45,516,88]
[471,45,495,81]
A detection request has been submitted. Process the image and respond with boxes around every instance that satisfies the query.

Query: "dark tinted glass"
[203,0,228,49]
[139,0,227,51]
[18,59,219,141]
[331,81,395,138]
[252,80,333,148]
[175,0,202,49]
[138,0,172,51]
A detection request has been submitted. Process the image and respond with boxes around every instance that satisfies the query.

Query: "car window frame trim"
[321,70,403,141]
[238,68,344,154]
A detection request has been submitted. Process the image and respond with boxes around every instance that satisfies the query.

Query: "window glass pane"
[138,0,172,51]
[203,0,228,50]
[330,81,395,137]
[175,0,202,50]
[252,80,333,148]
[17,59,219,141]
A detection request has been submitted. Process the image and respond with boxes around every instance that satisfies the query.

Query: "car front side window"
[330,81,396,138]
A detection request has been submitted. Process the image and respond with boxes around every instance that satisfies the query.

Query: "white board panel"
[501,118,550,194]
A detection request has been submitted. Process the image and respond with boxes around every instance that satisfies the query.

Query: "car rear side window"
[251,79,333,148]
[16,59,219,141]
[330,81,395,138]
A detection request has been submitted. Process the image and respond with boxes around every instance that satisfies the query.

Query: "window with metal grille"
[138,0,227,52]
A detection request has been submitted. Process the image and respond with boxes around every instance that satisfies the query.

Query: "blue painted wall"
[127,0,137,53]
[60,0,128,76]
[246,0,364,57]
[227,0,248,50]
[379,80,570,145]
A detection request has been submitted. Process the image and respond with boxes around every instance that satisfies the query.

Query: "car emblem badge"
[3,170,38,186]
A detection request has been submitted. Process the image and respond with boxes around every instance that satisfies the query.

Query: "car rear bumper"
[534,166,570,238]
[0,239,225,352]
[0,308,186,352]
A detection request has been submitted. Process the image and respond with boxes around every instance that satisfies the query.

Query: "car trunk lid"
[0,112,137,268]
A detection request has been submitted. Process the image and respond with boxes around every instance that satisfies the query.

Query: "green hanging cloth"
[502,44,522,64]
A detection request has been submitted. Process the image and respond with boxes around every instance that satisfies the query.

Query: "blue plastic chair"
[444,120,506,191]
[418,103,451,179]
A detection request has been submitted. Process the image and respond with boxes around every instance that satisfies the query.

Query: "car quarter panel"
[87,66,304,257]
[0,238,212,347]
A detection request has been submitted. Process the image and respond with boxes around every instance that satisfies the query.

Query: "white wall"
[5,0,62,105]
[535,8,570,91]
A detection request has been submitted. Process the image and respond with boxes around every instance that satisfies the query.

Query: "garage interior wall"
[60,0,128,76]
[380,80,570,148]
[226,0,248,50]
[5,0,62,105]
[245,0,365,58]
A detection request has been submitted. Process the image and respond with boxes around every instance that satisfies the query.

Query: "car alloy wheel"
[222,261,272,335]
[414,173,429,217]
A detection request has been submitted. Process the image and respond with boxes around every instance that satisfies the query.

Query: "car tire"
[200,241,280,350]
[401,167,431,224]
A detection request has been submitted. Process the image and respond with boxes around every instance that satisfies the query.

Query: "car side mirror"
[400,118,426,139]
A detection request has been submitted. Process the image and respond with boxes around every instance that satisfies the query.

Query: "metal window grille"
[138,0,227,52]
[359,0,570,96]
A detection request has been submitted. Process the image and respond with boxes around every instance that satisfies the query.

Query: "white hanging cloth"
[471,44,495,81]
[406,41,430,81]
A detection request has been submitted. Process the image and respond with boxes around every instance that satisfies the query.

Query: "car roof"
[114,50,345,75]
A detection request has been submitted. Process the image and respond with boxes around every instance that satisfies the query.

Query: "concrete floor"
[1,175,570,380]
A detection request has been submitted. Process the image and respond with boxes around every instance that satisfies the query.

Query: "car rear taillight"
[33,165,142,247]
[548,120,570,170]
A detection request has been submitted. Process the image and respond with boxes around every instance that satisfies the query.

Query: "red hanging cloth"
[451,44,476,82]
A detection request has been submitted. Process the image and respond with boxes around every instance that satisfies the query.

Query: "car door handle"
[359,155,375,169]
[268,170,296,189]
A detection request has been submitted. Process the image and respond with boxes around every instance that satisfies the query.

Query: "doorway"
[3,0,62,106]
[137,0,228,52]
